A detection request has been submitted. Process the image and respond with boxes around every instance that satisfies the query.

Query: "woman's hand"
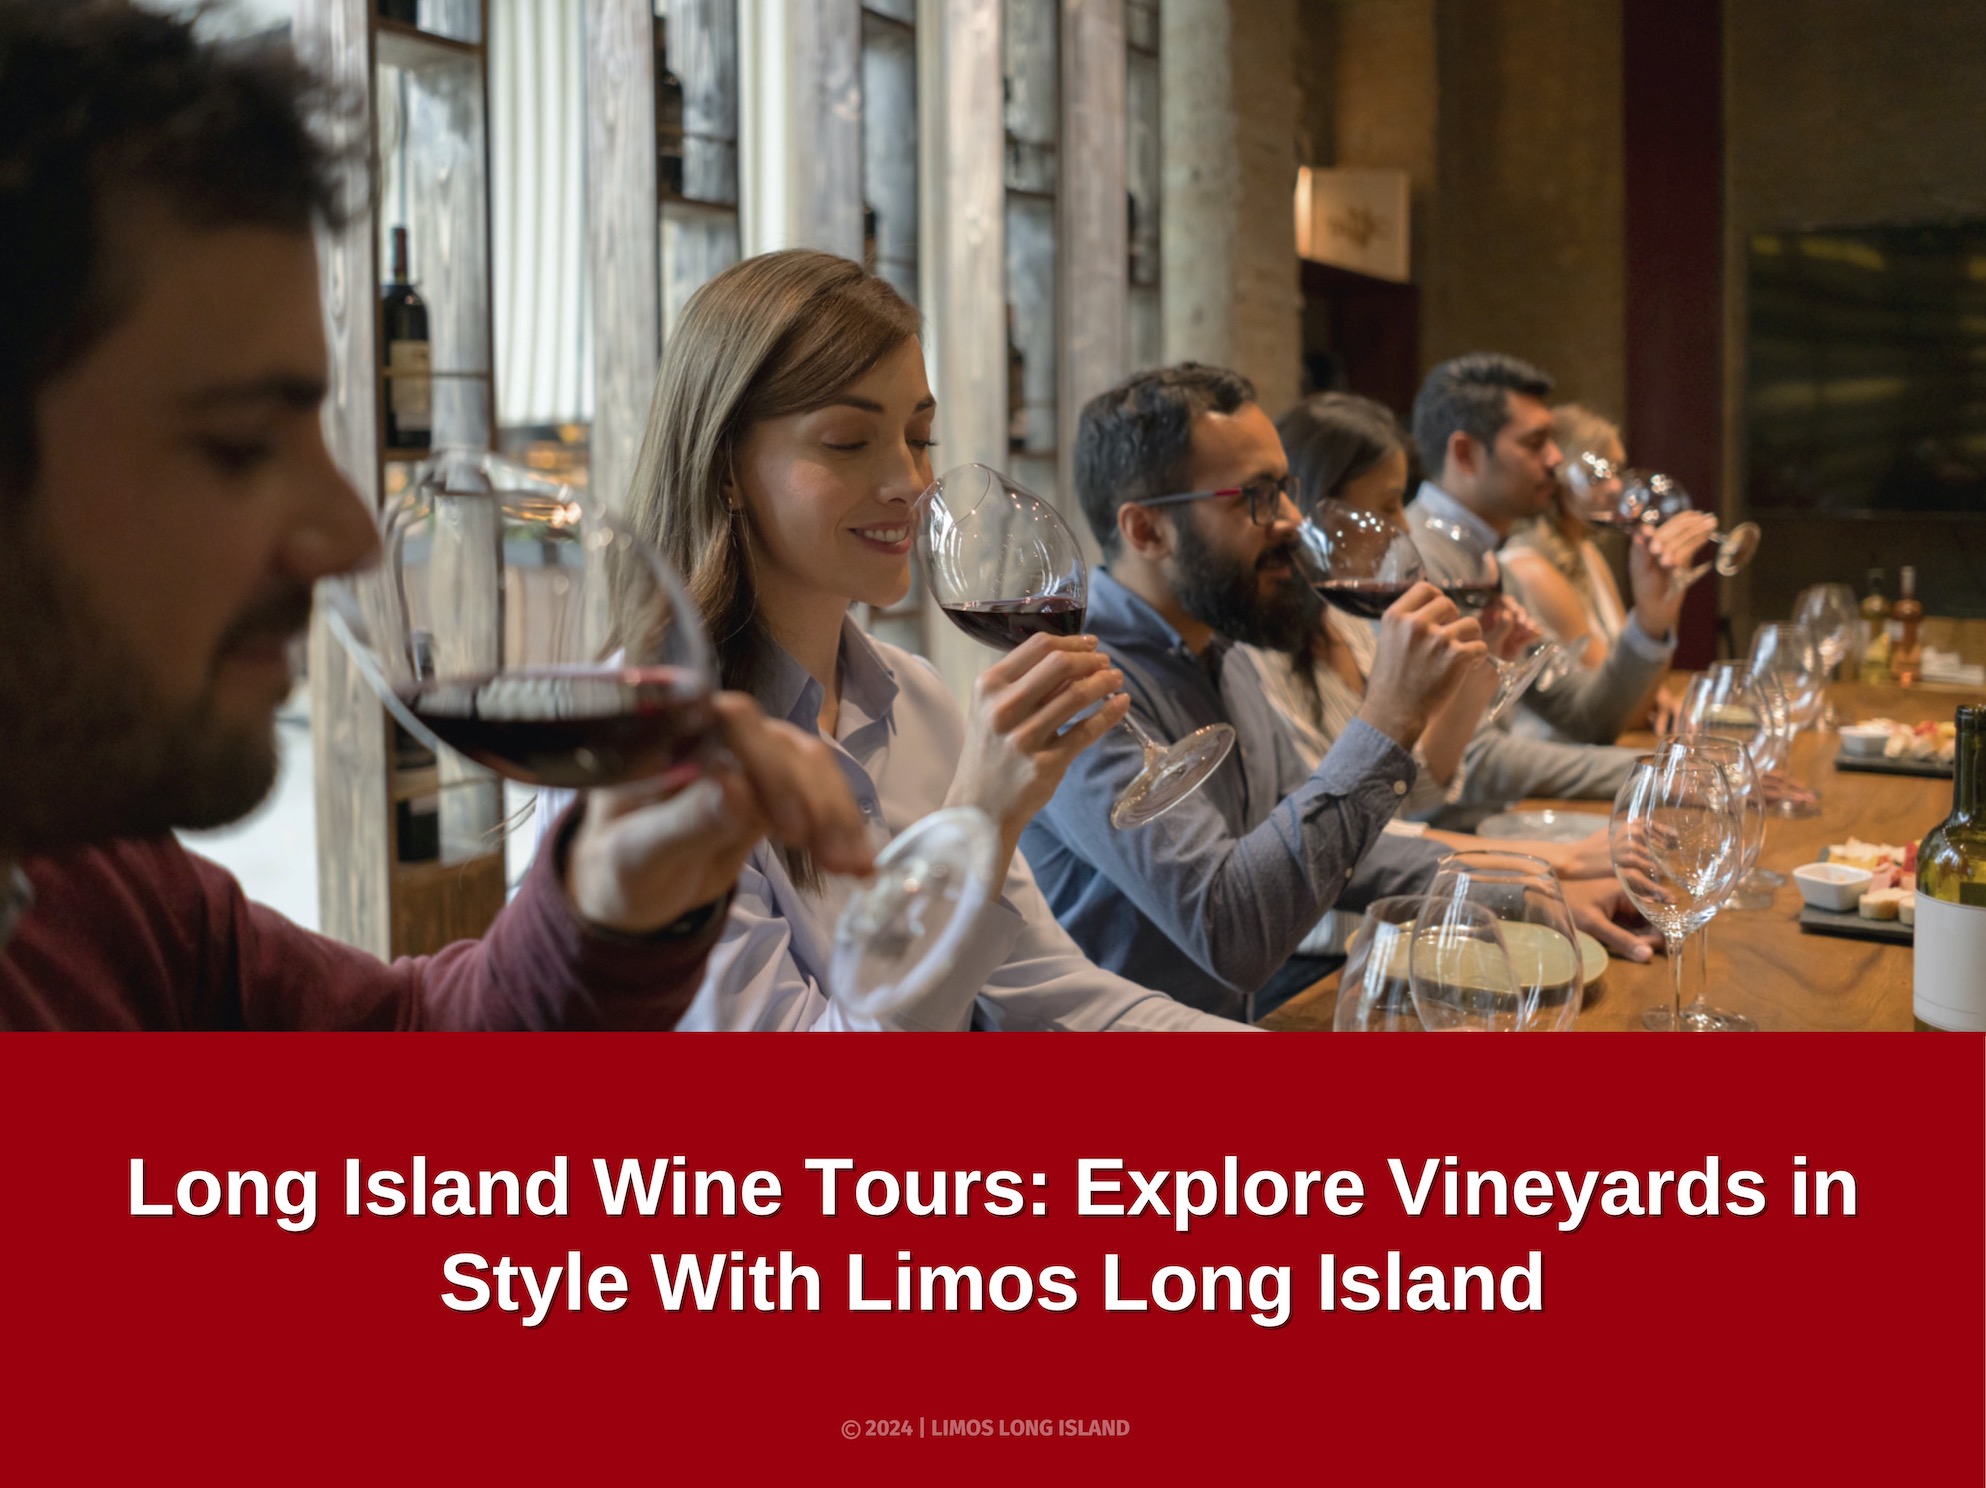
[1559,875,1660,963]
[944,632,1131,892]
[1526,825,1614,881]
[1628,510,1719,639]
[1481,596,1545,663]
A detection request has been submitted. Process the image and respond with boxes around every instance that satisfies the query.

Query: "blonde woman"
[603,250,1245,1031]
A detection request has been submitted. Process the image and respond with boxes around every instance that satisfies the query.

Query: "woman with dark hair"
[557,249,1245,1031]
[1234,394,1614,885]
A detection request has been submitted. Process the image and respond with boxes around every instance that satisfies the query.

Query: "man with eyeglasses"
[1019,363,1484,1020]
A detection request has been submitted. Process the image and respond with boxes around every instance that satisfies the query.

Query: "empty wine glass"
[1677,662,1804,857]
[1650,736,1763,1030]
[1569,453,1759,582]
[1408,514,1572,726]
[1404,898,1524,1033]
[1413,851,1584,1031]
[1333,896,1434,1031]
[1750,623,1825,733]
[323,448,718,797]
[920,464,1233,829]
[1793,583,1859,684]
[1610,752,1741,1033]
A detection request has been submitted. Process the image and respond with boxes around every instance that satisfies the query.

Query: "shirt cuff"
[1307,717,1419,811]
[1621,613,1677,662]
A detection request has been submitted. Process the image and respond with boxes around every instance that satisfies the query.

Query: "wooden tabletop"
[1260,680,1978,1032]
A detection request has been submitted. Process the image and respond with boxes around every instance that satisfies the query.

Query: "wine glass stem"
[1118,702,1164,761]
[1668,931,1688,1031]
[1695,925,1711,1013]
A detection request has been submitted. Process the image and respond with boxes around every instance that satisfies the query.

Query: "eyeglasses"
[1136,473,1298,527]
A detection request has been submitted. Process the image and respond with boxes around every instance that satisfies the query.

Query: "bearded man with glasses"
[1018,363,1485,1020]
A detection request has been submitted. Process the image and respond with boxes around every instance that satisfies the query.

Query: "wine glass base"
[1111,723,1235,829]
[1481,649,1552,728]
[1726,884,1777,911]
[1769,797,1822,819]
[1643,1003,1758,1033]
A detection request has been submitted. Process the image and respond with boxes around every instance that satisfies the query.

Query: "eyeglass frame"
[1132,473,1300,527]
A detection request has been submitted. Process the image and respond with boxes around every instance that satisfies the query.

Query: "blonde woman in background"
[1502,404,1675,729]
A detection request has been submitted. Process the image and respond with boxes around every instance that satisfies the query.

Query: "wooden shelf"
[376,19,481,73]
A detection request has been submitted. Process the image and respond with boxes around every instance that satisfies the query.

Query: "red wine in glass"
[938,595,1086,650]
[400,665,716,789]
[1314,578,1415,620]
[1437,581,1502,616]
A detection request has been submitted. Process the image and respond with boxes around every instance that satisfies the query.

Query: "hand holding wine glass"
[921,464,1233,831]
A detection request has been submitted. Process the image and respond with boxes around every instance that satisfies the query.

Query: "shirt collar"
[1414,480,1503,556]
[761,613,900,737]
[1090,569,1196,661]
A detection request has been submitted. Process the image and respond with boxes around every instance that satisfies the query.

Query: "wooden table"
[1261,681,1977,1032]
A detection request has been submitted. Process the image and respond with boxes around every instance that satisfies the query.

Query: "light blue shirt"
[547,617,1248,1032]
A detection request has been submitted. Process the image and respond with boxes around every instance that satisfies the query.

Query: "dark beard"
[1166,520,1314,653]
[0,513,291,858]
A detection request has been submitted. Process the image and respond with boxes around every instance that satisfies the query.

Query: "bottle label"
[1913,892,1986,1031]
[389,339,432,431]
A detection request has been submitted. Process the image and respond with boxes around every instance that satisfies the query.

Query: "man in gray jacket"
[1404,353,1709,823]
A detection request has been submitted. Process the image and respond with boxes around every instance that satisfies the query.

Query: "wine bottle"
[378,0,419,24]
[1914,705,1986,1031]
[655,18,685,198]
[1006,304,1027,452]
[1858,569,1891,684]
[1890,564,1924,687]
[862,201,879,275]
[381,225,431,452]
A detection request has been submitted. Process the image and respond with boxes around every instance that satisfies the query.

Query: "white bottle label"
[1913,892,1986,1031]
[389,339,432,431]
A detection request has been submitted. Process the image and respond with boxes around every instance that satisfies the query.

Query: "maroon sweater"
[0,817,721,1031]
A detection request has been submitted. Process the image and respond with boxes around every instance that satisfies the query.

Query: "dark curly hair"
[0,0,352,501]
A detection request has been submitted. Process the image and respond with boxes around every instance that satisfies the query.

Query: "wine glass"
[1676,664,1800,872]
[1334,896,1436,1031]
[1291,499,1424,618]
[1750,622,1825,733]
[1402,898,1525,1033]
[1412,851,1584,1031]
[1651,736,1763,1030]
[1610,752,1741,1033]
[1793,583,1859,685]
[828,806,999,1027]
[920,464,1234,829]
[323,448,718,798]
[1406,513,1572,726]
[1571,454,1760,582]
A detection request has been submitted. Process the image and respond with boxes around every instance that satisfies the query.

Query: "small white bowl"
[1793,861,1872,912]
[1837,724,1891,758]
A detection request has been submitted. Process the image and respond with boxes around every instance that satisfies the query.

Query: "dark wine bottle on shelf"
[381,225,431,451]
[1006,305,1027,452]
[862,201,880,275]
[379,0,419,24]
[656,19,685,198]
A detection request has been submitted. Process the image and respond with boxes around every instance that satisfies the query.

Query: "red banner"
[2,1036,1978,1481]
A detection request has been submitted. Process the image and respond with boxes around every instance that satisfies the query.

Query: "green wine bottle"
[1915,704,1986,1030]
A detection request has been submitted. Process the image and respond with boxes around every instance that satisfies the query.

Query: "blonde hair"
[624,249,922,699]
[1545,401,1624,539]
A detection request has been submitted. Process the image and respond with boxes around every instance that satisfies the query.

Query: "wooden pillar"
[917,0,1006,705]
[1059,0,1127,553]
[581,0,659,516]
[1159,0,1300,413]
[740,0,864,259]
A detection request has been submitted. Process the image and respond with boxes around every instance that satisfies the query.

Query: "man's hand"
[564,692,875,936]
[944,631,1130,891]
[1560,874,1660,963]
[1355,582,1487,749]
[1628,511,1719,639]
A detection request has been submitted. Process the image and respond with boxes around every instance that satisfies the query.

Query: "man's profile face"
[0,211,378,854]
[1467,390,1562,524]
[1162,402,1309,651]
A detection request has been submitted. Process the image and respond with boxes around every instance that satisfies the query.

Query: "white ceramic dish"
[1793,861,1872,912]
[1836,724,1891,758]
